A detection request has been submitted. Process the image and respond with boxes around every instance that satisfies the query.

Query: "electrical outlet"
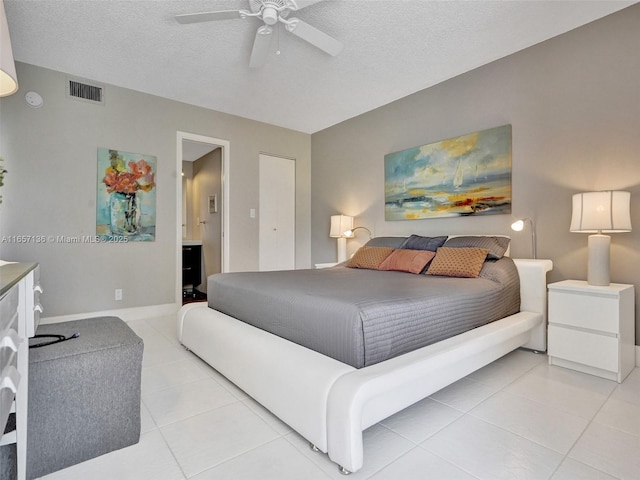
[115,289,123,301]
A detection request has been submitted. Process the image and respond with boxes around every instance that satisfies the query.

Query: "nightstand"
[547,280,635,383]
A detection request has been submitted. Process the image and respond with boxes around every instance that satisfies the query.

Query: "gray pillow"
[364,237,407,249]
[399,235,448,252]
[443,236,510,260]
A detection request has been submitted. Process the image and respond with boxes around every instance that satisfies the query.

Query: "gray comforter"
[207,258,520,368]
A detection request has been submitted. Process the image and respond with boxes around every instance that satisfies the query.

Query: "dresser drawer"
[549,291,619,333]
[0,303,18,333]
[1,386,16,436]
[0,365,20,434]
[0,262,39,479]
[26,265,43,337]
[548,325,618,372]
[0,347,17,378]
[0,288,19,330]
[0,329,20,373]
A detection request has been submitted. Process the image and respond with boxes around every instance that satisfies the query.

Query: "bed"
[177,236,552,474]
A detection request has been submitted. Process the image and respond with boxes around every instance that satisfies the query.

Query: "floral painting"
[384,125,512,221]
[96,148,157,241]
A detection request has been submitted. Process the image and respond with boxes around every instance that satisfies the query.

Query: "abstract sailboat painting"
[384,125,512,221]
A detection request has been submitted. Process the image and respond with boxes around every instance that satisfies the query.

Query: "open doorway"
[176,132,230,306]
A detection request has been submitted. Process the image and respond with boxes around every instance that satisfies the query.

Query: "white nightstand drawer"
[548,325,618,373]
[549,291,619,333]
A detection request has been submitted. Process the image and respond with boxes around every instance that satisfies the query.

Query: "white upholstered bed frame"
[177,258,552,474]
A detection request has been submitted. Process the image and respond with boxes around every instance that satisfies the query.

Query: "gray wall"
[0,62,311,317]
[192,148,222,290]
[311,6,640,343]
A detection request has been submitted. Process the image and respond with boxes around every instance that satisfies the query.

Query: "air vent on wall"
[66,77,105,105]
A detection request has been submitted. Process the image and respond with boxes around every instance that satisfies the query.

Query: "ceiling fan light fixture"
[262,7,278,25]
[176,0,342,67]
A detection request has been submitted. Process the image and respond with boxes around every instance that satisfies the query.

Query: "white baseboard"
[40,303,180,324]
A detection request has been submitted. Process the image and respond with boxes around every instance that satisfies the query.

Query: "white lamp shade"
[0,0,18,97]
[570,191,632,233]
[330,215,353,238]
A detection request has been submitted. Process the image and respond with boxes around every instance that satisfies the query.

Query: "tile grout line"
[153,420,190,480]
[372,425,485,480]
[422,358,582,479]
[549,383,626,480]
[138,314,284,479]
[179,437,287,480]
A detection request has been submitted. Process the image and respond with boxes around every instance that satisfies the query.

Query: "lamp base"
[337,237,347,263]
[587,234,610,286]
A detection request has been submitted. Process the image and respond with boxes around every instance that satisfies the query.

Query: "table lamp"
[570,191,631,286]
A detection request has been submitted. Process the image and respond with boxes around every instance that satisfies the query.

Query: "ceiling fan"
[175,0,343,68]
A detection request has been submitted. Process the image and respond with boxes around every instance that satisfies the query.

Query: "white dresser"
[547,280,635,383]
[0,262,41,480]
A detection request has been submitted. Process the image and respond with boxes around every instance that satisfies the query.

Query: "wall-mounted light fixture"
[329,214,353,263]
[343,226,373,240]
[570,190,631,286]
[510,217,536,259]
[0,0,18,97]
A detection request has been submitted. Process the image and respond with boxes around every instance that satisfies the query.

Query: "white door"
[259,154,295,271]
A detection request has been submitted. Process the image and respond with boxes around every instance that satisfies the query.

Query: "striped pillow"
[443,236,509,260]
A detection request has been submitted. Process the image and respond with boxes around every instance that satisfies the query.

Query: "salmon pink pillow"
[379,249,436,274]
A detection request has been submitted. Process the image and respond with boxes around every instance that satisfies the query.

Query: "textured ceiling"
[4,0,636,133]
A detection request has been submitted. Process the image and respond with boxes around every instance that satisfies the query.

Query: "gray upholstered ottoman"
[27,316,143,479]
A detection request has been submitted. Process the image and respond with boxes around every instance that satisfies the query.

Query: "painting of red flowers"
[96,148,157,241]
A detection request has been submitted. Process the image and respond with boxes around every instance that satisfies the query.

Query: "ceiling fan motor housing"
[262,7,278,25]
[251,0,296,25]
[250,0,292,13]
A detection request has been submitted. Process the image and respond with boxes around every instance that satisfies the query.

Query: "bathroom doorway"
[176,132,230,306]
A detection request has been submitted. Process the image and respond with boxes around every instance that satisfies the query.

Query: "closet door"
[259,154,295,271]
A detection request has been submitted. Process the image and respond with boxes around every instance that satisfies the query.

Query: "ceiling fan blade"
[175,10,241,24]
[249,25,274,69]
[285,17,343,56]
[289,0,326,11]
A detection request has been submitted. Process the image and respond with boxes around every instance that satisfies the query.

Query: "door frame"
[176,132,230,305]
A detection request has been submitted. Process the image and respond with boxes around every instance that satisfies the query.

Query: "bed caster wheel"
[309,443,319,452]
[338,466,351,475]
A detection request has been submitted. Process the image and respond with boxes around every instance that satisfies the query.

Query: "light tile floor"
[41,314,640,480]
